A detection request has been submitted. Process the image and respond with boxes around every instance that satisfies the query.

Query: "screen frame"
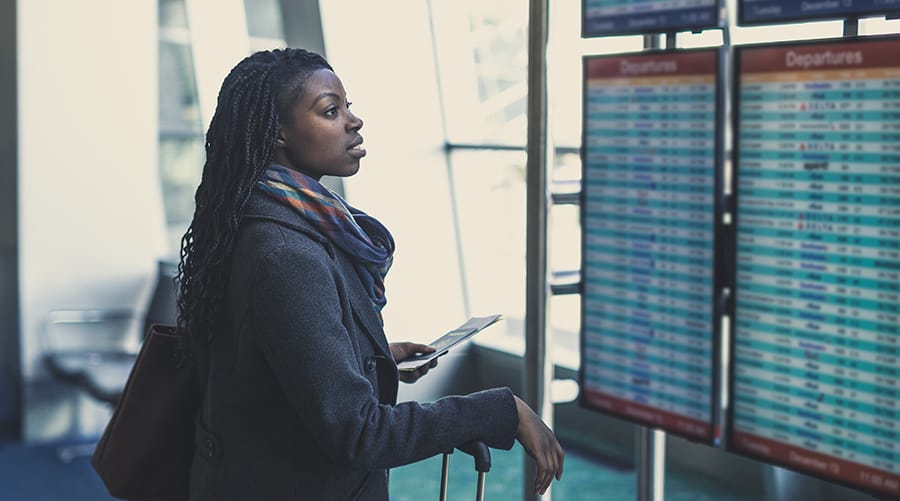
[581,0,724,38]
[727,33,900,499]
[578,46,728,446]
[737,0,900,27]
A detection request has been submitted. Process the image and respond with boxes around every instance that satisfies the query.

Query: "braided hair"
[176,48,333,344]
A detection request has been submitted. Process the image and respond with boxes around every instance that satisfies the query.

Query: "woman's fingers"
[556,441,565,480]
[537,460,551,494]
[390,342,436,363]
[537,433,563,493]
[513,396,565,495]
[535,447,563,494]
[410,342,435,354]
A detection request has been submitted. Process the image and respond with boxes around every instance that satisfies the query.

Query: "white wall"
[319,1,468,347]
[17,0,166,392]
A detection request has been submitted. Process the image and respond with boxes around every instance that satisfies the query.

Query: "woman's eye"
[324,106,338,117]
[346,101,353,109]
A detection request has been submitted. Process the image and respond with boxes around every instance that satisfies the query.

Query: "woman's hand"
[514,396,565,495]
[389,342,438,384]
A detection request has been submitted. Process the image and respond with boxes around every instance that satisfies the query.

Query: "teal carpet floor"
[390,442,760,501]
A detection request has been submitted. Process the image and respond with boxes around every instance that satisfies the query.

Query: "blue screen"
[580,49,723,443]
[730,37,900,498]
[740,0,900,25]
[583,0,720,37]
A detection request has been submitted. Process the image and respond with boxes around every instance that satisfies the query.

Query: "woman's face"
[273,68,365,180]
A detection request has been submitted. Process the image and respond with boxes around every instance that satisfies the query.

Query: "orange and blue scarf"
[257,164,395,317]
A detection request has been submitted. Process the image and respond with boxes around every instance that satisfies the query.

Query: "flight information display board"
[583,0,721,38]
[730,36,900,498]
[580,49,724,444]
[739,0,900,26]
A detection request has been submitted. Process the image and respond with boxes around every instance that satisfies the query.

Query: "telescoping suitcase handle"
[440,440,491,501]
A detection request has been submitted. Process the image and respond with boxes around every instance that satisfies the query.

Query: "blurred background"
[0,0,897,499]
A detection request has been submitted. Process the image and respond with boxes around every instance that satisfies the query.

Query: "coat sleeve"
[250,239,519,471]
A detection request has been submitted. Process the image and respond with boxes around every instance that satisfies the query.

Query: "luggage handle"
[456,440,491,473]
[440,440,491,501]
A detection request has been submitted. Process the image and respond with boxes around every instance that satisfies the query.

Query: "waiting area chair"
[39,260,178,461]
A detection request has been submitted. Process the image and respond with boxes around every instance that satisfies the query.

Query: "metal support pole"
[635,31,667,501]
[643,33,661,50]
[843,18,859,37]
[524,0,552,499]
[637,427,666,501]
[439,453,450,501]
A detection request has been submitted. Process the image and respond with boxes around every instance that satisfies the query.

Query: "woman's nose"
[348,111,363,131]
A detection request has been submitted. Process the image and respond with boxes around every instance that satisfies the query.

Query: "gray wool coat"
[188,191,519,501]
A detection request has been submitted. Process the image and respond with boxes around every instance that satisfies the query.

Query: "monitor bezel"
[581,0,724,38]
[737,0,900,27]
[726,33,900,499]
[578,46,728,446]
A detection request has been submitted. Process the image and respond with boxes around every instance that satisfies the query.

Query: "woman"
[177,48,563,500]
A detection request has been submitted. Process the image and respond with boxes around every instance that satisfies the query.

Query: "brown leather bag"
[92,324,199,500]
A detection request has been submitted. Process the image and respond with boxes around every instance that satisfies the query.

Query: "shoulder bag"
[92,324,199,500]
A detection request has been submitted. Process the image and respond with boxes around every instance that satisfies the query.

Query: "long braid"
[177,48,333,345]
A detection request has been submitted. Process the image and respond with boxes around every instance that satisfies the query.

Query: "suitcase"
[439,440,491,501]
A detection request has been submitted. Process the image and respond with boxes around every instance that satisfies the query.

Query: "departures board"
[579,49,725,444]
[730,36,900,498]
[582,0,721,38]
[739,0,900,26]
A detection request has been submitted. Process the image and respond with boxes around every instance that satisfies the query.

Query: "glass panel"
[549,203,580,278]
[430,0,529,145]
[450,148,583,353]
[158,0,204,253]
[243,0,285,40]
[551,150,582,197]
[159,41,202,135]
[448,149,527,350]
[861,16,900,36]
[159,137,204,250]
[549,150,583,370]
[431,0,644,148]
[551,293,581,369]
[159,0,189,29]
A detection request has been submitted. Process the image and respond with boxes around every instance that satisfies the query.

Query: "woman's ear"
[275,130,287,147]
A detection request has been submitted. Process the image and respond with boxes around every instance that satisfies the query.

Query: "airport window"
[244,0,285,41]
[429,0,529,146]
[158,0,204,251]
[243,0,287,51]
[430,0,641,366]
[447,148,528,326]
[156,0,289,252]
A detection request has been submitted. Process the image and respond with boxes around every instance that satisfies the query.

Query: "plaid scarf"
[257,164,395,318]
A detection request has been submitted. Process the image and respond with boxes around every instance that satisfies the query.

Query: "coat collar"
[243,192,329,247]
[242,191,394,361]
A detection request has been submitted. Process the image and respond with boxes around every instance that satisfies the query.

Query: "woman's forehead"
[299,69,346,101]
